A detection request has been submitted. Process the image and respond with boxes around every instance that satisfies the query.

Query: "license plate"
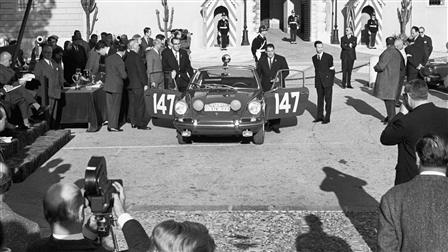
[204,103,230,112]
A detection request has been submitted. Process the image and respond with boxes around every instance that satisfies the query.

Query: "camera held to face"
[84,156,122,237]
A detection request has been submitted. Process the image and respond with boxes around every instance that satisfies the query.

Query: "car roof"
[197,65,256,71]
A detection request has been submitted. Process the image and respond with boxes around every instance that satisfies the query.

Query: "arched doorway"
[360,6,374,44]
[213,6,228,46]
[201,0,237,48]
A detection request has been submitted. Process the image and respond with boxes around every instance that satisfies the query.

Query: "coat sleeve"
[137,56,148,86]
[340,37,350,50]
[380,113,406,145]
[377,195,400,252]
[281,57,289,79]
[374,51,391,72]
[122,219,151,252]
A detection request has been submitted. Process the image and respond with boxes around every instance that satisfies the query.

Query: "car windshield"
[190,67,259,89]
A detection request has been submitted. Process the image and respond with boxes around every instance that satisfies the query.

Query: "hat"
[48,35,59,40]
[259,25,268,32]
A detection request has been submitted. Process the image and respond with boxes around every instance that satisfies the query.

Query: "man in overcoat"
[373,37,401,123]
[378,134,448,251]
[340,27,357,89]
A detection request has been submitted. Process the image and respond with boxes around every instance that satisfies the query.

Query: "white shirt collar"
[420,171,446,177]
[317,52,323,58]
[44,58,51,65]
[52,233,84,240]
[152,47,159,54]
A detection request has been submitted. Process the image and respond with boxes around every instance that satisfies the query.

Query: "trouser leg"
[133,88,147,127]
[316,86,324,119]
[106,92,122,129]
[324,86,333,120]
[48,98,61,129]
[127,89,136,125]
[384,100,396,120]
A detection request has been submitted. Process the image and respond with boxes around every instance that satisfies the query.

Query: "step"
[7,129,72,182]
[0,121,49,160]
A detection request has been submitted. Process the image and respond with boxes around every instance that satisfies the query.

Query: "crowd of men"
[0,27,194,132]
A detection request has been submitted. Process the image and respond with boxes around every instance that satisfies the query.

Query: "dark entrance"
[260,0,310,41]
[360,5,374,44]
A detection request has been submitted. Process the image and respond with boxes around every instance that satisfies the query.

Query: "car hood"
[185,88,262,119]
[187,88,260,104]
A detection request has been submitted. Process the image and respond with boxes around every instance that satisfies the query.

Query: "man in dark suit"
[146,34,165,89]
[251,25,268,63]
[378,134,448,251]
[27,182,151,252]
[217,13,230,50]
[256,43,289,133]
[367,14,378,49]
[125,39,150,130]
[405,38,425,81]
[140,27,154,59]
[395,38,406,106]
[419,26,433,64]
[34,45,64,129]
[104,43,127,132]
[340,27,357,89]
[380,79,448,185]
[161,37,194,92]
[312,41,335,124]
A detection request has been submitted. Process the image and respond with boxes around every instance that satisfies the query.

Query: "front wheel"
[253,124,265,145]
[177,131,192,144]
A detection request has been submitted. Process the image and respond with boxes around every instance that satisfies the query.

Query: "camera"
[84,156,122,237]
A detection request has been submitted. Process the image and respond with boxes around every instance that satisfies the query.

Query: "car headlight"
[192,99,204,111]
[230,100,242,111]
[248,100,262,115]
[175,100,188,115]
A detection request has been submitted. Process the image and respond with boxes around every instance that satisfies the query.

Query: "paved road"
[5,32,448,240]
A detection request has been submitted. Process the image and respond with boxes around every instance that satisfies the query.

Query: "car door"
[145,88,182,119]
[264,69,309,120]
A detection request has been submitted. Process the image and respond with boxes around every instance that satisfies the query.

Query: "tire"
[177,131,192,144]
[253,124,265,145]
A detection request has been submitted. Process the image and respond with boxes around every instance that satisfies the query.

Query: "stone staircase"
[1,121,71,182]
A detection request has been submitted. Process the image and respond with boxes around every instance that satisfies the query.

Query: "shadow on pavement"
[356,78,370,87]
[295,214,353,252]
[319,167,379,251]
[345,95,384,121]
[5,158,72,236]
[306,100,318,120]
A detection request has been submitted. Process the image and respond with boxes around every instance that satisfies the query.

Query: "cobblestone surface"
[113,210,378,252]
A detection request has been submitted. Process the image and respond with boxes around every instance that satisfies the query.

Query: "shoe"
[342,85,346,89]
[107,127,123,132]
[137,126,151,130]
[381,117,388,123]
[372,47,377,49]
[272,128,280,134]
[347,85,353,89]
[131,124,137,128]
[313,118,323,123]
[322,119,330,124]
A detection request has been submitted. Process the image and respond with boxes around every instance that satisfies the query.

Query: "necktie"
[317,54,321,61]
[176,52,179,65]
[269,58,272,69]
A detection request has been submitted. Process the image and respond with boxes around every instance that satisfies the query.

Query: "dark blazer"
[33,58,64,99]
[340,35,357,60]
[104,53,127,93]
[312,52,335,87]
[251,34,267,59]
[124,50,147,89]
[256,54,289,92]
[27,219,150,252]
[140,37,154,59]
[405,44,425,80]
[378,175,448,252]
[380,103,448,184]
[421,35,433,62]
[161,48,194,88]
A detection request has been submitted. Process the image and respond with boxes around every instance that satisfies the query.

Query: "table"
[60,86,106,132]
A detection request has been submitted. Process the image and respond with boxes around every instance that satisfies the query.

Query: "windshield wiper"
[202,83,236,90]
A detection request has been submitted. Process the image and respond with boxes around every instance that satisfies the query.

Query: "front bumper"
[173,118,264,136]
